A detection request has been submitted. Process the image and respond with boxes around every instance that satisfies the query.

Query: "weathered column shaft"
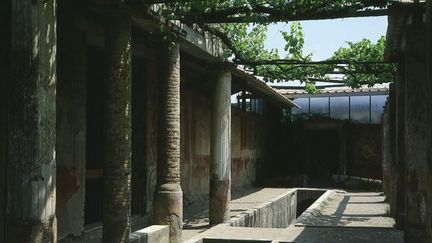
[382,85,397,219]
[382,101,391,198]
[395,62,406,229]
[210,70,232,225]
[404,24,429,243]
[6,0,57,242]
[56,2,87,238]
[154,42,183,243]
[102,12,132,243]
[388,84,397,219]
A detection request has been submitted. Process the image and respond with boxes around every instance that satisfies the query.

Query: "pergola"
[140,0,423,87]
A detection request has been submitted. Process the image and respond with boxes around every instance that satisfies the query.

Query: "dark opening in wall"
[347,124,382,179]
[306,129,340,179]
[85,46,105,225]
[131,56,147,216]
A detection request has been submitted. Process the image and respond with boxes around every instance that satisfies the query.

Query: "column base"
[209,178,231,225]
[6,217,56,243]
[154,183,183,243]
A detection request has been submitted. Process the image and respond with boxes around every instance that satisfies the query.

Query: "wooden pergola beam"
[271,84,348,90]
[178,9,389,24]
[234,59,395,66]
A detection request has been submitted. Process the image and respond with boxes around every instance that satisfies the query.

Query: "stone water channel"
[131,187,403,242]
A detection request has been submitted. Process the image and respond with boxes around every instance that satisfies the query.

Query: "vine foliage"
[154,0,395,91]
[160,0,390,23]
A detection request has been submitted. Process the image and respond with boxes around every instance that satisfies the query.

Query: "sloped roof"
[232,68,300,108]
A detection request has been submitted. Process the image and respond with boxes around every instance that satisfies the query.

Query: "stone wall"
[180,90,212,204]
[232,109,268,191]
[427,2,432,241]
[181,89,269,204]
[228,189,297,228]
[403,23,430,242]
[0,0,10,241]
[130,225,169,243]
[56,6,87,237]
[225,188,325,229]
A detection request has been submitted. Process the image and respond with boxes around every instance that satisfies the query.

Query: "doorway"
[306,129,341,179]
[84,46,105,225]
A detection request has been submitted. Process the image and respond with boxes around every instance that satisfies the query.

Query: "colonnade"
[2,2,233,242]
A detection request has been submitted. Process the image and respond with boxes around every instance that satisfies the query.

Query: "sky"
[264,16,388,61]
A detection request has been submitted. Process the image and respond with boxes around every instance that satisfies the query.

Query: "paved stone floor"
[297,191,395,227]
[193,224,403,243]
[184,189,404,243]
[287,190,403,242]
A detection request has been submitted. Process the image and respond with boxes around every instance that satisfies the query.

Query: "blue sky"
[264,16,388,60]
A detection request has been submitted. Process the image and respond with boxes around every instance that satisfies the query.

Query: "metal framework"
[289,91,389,124]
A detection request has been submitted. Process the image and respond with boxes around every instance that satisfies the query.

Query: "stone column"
[388,84,397,219]
[102,11,132,243]
[395,62,406,229]
[56,2,87,238]
[382,101,390,198]
[154,42,183,243]
[6,0,57,242]
[382,85,397,217]
[404,24,429,243]
[210,70,232,225]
